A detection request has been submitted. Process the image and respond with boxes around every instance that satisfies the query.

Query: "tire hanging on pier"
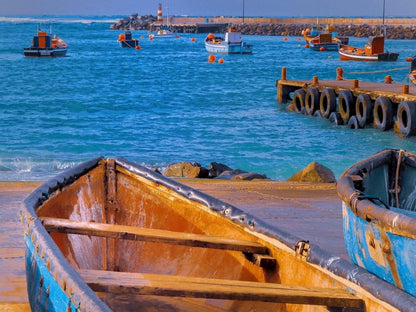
[338,90,355,124]
[305,87,320,115]
[397,101,416,137]
[329,112,343,125]
[292,89,306,113]
[347,116,360,129]
[355,94,373,128]
[373,96,394,131]
[319,88,336,118]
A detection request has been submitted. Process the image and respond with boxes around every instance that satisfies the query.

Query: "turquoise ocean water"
[1,16,416,181]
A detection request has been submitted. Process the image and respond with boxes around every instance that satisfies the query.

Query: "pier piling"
[276,69,416,138]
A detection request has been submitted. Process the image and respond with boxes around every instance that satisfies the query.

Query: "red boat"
[339,36,398,61]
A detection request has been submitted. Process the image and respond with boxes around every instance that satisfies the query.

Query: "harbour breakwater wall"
[111,15,416,39]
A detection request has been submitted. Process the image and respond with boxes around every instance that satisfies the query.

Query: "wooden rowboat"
[21,157,416,311]
[338,149,416,299]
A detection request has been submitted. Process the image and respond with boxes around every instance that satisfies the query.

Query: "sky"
[2,0,416,17]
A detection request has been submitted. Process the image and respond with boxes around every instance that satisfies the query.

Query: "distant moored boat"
[24,29,67,57]
[205,28,253,54]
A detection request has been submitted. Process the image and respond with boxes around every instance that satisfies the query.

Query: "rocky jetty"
[111,14,416,39]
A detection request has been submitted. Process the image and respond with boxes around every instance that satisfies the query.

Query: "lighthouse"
[157,4,163,23]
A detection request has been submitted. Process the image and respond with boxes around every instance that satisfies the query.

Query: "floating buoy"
[140,35,144,39]
[407,56,413,62]
[297,37,301,41]
[208,54,216,63]
[135,45,141,50]
[191,38,196,42]
[218,58,224,64]
[207,33,215,40]
[117,33,125,42]
[319,46,326,51]
[176,35,180,38]
[305,44,310,48]
[283,37,288,41]
[149,36,153,41]
[328,55,332,59]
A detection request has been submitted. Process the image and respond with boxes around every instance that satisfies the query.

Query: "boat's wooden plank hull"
[79,269,364,308]
[22,156,416,311]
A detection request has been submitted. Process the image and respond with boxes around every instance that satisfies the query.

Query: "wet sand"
[0,179,345,309]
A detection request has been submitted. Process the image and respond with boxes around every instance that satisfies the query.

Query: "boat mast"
[242,0,245,24]
[382,0,386,36]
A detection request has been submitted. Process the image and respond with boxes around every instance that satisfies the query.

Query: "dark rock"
[208,162,233,178]
[216,169,268,180]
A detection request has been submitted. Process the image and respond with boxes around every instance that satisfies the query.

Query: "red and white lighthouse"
[157,4,163,23]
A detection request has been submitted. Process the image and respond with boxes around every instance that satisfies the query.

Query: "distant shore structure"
[110,15,416,39]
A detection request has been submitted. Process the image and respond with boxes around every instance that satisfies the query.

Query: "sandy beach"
[0,179,344,309]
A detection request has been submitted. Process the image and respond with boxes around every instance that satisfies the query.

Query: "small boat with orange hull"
[339,36,398,61]
[20,156,416,311]
[24,29,67,57]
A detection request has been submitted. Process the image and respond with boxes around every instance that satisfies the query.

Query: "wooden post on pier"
[352,79,359,88]
[403,84,410,94]
[281,67,287,81]
[313,76,318,84]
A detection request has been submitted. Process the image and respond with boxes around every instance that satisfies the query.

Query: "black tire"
[397,101,416,137]
[347,116,359,129]
[319,88,337,118]
[338,90,355,124]
[373,97,394,131]
[313,110,323,118]
[305,87,320,115]
[292,89,306,113]
[329,112,343,125]
[355,94,373,128]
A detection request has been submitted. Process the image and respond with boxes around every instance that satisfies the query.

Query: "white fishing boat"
[205,28,253,54]
[148,3,177,39]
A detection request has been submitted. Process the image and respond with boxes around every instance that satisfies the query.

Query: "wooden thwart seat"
[78,269,364,308]
[40,217,269,254]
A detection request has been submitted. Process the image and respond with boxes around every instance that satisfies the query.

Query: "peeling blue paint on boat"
[25,234,77,312]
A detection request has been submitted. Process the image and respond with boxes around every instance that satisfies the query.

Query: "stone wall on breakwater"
[110,14,416,39]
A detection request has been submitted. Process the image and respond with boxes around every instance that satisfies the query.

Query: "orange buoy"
[283,37,288,41]
[118,33,125,42]
[135,45,141,50]
[140,35,144,39]
[208,54,216,63]
[297,37,301,41]
[149,36,153,41]
[191,37,196,42]
[207,33,215,40]
[319,46,326,51]
[218,58,224,64]
[407,57,413,62]
[176,35,180,38]
[305,44,310,48]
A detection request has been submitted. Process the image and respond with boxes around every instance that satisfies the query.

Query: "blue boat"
[117,31,139,48]
[338,149,416,297]
[205,28,253,54]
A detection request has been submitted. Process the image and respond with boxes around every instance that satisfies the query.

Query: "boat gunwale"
[337,149,416,239]
[21,156,416,311]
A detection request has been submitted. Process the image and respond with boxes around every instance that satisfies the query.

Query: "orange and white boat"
[339,36,398,61]
[24,29,68,57]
